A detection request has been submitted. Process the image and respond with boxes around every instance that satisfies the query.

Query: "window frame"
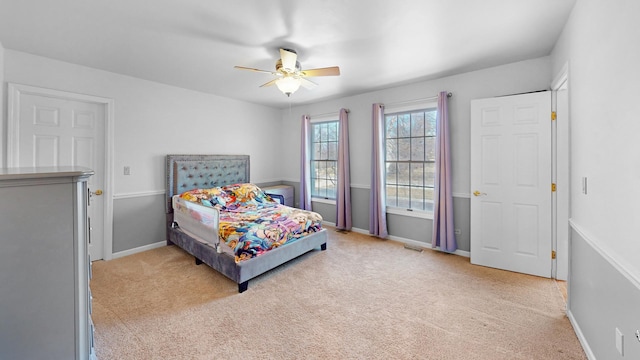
[309,118,339,202]
[383,100,438,217]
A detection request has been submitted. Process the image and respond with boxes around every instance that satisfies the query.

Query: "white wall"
[551,0,640,358]
[551,0,640,282]
[280,56,553,194]
[0,41,4,167]
[2,50,283,195]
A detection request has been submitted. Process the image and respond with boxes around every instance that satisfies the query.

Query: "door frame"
[551,63,570,280]
[7,83,114,260]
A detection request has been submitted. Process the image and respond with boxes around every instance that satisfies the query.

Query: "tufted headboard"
[165,154,250,214]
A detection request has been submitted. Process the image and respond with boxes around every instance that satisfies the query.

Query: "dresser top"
[0,166,94,181]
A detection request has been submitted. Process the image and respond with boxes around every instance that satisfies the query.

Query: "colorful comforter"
[179,183,323,262]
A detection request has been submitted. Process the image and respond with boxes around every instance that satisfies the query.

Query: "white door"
[470,91,552,278]
[8,84,109,261]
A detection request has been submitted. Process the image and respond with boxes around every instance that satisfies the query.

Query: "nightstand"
[263,184,294,207]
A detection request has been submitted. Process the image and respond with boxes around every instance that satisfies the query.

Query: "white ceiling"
[0,0,576,109]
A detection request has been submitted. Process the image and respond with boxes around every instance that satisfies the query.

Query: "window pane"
[425,110,436,136]
[320,123,328,141]
[386,185,397,207]
[398,139,411,161]
[386,162,397,185]
[411,186,425,210]
[425,137,436,161]
[410,163,424,186]
[313,143,321,159]
[398,114,411,137]
[386,139,397,161]
[425,162,435,186]
[397,186,410,208]
[313,125,321,142]
[411,137,424,161]
[328,141,338,160]
[411,112,424,137]
[320,142,328,159]
[328,161,337,181]
[328,122,338,141]
[397,163,410,185]
[385,115,397,138]
[424,187,434,202]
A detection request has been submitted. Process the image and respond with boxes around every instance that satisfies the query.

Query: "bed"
[165,154,327,293]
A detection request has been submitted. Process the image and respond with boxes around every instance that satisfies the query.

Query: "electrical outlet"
[454,229,461,235]
[615,328,624,356]
[124,166,131,175]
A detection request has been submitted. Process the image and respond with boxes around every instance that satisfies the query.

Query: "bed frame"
[165,154,327,293]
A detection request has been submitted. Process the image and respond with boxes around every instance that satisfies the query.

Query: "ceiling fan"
[234,48,340,97]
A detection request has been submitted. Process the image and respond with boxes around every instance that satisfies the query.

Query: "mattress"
[174,183,323,262]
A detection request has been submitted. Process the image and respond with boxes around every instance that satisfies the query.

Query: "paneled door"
[470,91,552,277]
[8,84,111,261]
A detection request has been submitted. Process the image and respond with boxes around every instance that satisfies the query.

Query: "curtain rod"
[385,92,452,108]
[309,109,350,118]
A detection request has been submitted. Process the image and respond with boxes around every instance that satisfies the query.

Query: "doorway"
[8,83,113,261]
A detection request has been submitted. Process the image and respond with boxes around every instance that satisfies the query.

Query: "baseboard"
[111,241,166,259]
[566,308,596,360]
[335,224,470,258]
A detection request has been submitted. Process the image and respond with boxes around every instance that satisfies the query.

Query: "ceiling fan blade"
[280,48,298,72]
[259,78,279,87]
[234,66,277,75]
[301,66,341,77]
[300,77,318,89]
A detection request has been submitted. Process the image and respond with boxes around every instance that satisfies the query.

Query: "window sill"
[386,207,434,220]
[311,197,336,205]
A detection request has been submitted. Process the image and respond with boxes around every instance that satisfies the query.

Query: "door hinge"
[551,111,557,121]
[551,250,556,259]
[551,183,557,192]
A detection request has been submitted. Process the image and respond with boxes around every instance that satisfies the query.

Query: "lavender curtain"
[431,91,457,252]
[369,103,388,238]
[336,108,352,230]
[299,115,312,210]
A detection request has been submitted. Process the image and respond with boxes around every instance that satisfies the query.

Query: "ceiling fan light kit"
[275,76,302,97]
[235,48,340,97]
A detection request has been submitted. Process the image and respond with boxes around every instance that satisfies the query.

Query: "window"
[311,121,339,199]
[384,106,437,212]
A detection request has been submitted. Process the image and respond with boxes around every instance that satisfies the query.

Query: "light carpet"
[91,229,586,360]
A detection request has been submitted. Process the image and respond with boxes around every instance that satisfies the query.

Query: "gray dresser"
[0,167,96,359]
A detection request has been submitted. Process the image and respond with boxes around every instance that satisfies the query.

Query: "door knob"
[91,189,103,196]
[473,190,486,196]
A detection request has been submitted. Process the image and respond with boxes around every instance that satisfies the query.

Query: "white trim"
[348,226,470,257]
[7,83,115,261]
[350,183,369,190]
[310,112,339,123]
[551,62,570,280]
[569,219,640,289]
[453,192,471,198]
[312,197,336,205]
[111,241,166,259]
[551,62,569,91]
[386,206,433,220]
[566,309,596,360]
[384,98,438,114]
[113,189,165,200]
